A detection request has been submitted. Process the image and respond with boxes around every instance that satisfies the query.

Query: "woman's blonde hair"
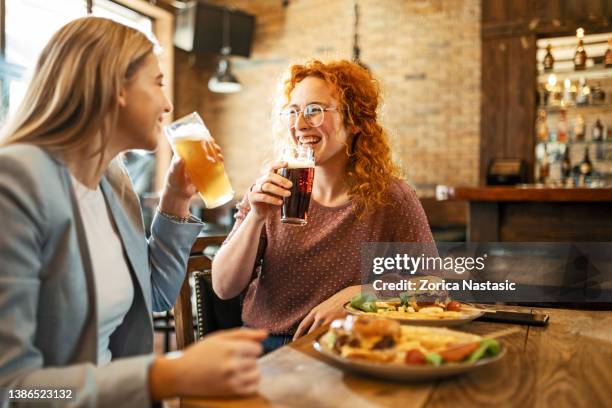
[0,17,155,162]
[276,59,401,213]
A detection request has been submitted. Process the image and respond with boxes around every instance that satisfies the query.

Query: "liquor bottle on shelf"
[574,28,587,70]
[549,149,562,184]
[538,143,550,184]
[536,109,549,141]
[578,145,593,186]
[544,44,555,72]
[557,110,569,143]
[562,79,574,107]
[546,74,561,107]
[573,114,586,142]
[591,83,606,104]
[575,77,590,105]
[605,39,612,68]
[561,146,573,185]
[592,119,604,142]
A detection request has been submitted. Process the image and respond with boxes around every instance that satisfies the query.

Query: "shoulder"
[383,178,420,208]
[0,144,61,234]
[0,143,60,180]
[0,144,61,189]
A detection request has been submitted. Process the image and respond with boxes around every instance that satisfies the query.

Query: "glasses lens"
[280,108,298,128]
[304,104,324,127]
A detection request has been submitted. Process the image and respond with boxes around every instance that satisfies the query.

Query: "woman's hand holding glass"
[247,161,292,222]
[159,139,223,218]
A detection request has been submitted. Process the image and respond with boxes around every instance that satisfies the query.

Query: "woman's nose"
[295,110,309,130]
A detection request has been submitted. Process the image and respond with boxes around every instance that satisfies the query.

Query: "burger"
[326,315,401,363]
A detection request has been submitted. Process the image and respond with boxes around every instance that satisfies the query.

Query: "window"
[92,0,153,40]
[2,0,86,120]
[0,0,154,122]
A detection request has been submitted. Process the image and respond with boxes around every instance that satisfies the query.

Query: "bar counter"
[448,186,612,242]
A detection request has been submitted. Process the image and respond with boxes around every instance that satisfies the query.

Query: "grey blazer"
[0,144,202,407]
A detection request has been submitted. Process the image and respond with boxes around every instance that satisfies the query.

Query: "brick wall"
[173,0,481,197]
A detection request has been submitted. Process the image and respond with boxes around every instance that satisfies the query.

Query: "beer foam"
[286,159,315,169]
[168,123,210,141]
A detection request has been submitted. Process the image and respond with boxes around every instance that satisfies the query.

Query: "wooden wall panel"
[480,38,508,184]
[532,0,563,24]
[482,0,507,24]
[564,0,606,23]
[505,36,536,177]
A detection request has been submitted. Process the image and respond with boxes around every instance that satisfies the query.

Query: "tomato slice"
[405,349,426,364]
[439,342,480,362]
[446,301,462,311]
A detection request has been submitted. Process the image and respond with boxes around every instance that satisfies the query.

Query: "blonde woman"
[0,17,265,407]
[212,60,434,352]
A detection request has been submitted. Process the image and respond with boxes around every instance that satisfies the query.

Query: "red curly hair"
[280,59,401,213]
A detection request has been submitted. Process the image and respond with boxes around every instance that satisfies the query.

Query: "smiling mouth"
[298,136,322,145]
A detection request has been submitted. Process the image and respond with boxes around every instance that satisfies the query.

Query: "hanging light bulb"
[208,9,242,93]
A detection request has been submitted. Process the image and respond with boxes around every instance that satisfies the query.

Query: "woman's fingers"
[250,172,293,203]
[251,193,283,206]
[201,139,223,162]
[293,311,315,340]
[267,161,288,173]
[307,317,324,335]
[202,141,216,162]
[261,181,291,197]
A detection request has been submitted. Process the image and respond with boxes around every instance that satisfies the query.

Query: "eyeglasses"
[279,103,341,129]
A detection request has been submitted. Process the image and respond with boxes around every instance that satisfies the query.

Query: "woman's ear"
[117,87,128,108]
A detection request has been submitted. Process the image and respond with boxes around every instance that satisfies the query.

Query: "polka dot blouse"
[226,179,434,335]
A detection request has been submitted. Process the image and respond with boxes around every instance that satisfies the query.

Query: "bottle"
[536,109,549,141]
[573,114,586,142]
[605,39,612,68]
[591,83,606,104]
[574,28,587,70]
[561,146,572,185]
[575,77,589,105]
[557,110,569,143]
[538,144,550,184]
[544,44,555,72]
[578,146,592,186]
[562,78,574,107]
[592,119,604,142]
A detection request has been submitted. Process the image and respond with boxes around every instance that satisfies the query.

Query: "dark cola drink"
[279,145,315,225]
[279,165,315,225]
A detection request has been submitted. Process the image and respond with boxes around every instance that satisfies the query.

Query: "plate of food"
[345,293,485,327]
[313,315,505,381]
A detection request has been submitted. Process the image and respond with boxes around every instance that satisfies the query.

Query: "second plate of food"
[344,297,484,327]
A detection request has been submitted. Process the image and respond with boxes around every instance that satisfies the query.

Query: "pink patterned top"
[226,179,434,335]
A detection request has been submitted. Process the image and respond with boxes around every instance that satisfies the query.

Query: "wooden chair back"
[173,234,226,349]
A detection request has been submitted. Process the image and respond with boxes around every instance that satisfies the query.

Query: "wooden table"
[183,306,612,408]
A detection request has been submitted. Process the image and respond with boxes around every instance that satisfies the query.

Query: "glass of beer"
[164,112,234,208]
[278,145,315,225]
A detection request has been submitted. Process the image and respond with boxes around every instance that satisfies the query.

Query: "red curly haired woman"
[212,59,434,353]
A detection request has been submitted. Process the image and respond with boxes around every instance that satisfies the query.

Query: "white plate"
[344,303,485,327]
[313,331,506,381]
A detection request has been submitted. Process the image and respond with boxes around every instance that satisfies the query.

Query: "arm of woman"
[211,161,291,300]
[0,154,154,407]
[293,285,362,340]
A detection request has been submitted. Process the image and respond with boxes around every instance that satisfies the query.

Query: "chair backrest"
[174,235,225,349]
